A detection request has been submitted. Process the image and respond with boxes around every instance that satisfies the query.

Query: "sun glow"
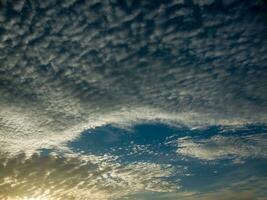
[21,197,49,200]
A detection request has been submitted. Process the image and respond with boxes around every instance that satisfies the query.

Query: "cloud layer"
[0,0,267,153]
[174,133,267,163]
[0,1,267,199]
[0,152,182,200]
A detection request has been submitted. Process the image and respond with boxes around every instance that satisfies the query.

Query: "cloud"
[0,151,183,200]
[173,133,267,162]
[123,178,267,200]
[180,176,267,200]
[125,168,267,200]
[0,0,266,155]
[0,1,266,199]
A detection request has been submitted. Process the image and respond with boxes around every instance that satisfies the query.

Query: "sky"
[0,0,267,199]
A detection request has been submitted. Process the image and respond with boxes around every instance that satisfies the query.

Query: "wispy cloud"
[0,151,184,199]
[172,133,267,163]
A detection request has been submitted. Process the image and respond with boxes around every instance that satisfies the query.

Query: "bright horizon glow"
[20,197,49,200]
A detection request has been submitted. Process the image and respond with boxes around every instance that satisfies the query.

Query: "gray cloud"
[0,0,267,159]
[123,177,267,200]
[1,1,267,199]
[1,0,267,154]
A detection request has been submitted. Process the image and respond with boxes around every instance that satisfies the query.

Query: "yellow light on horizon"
[21,197,49,200]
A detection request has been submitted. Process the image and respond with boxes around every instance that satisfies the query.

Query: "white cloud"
[0,151,183,200]
[173,133,267,162]
[0,1,267,198]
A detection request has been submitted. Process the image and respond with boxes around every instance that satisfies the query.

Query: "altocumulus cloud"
[171,133,267,163]
[0,0,267,199]
[0,0,267,153]
[0,151,184,199]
